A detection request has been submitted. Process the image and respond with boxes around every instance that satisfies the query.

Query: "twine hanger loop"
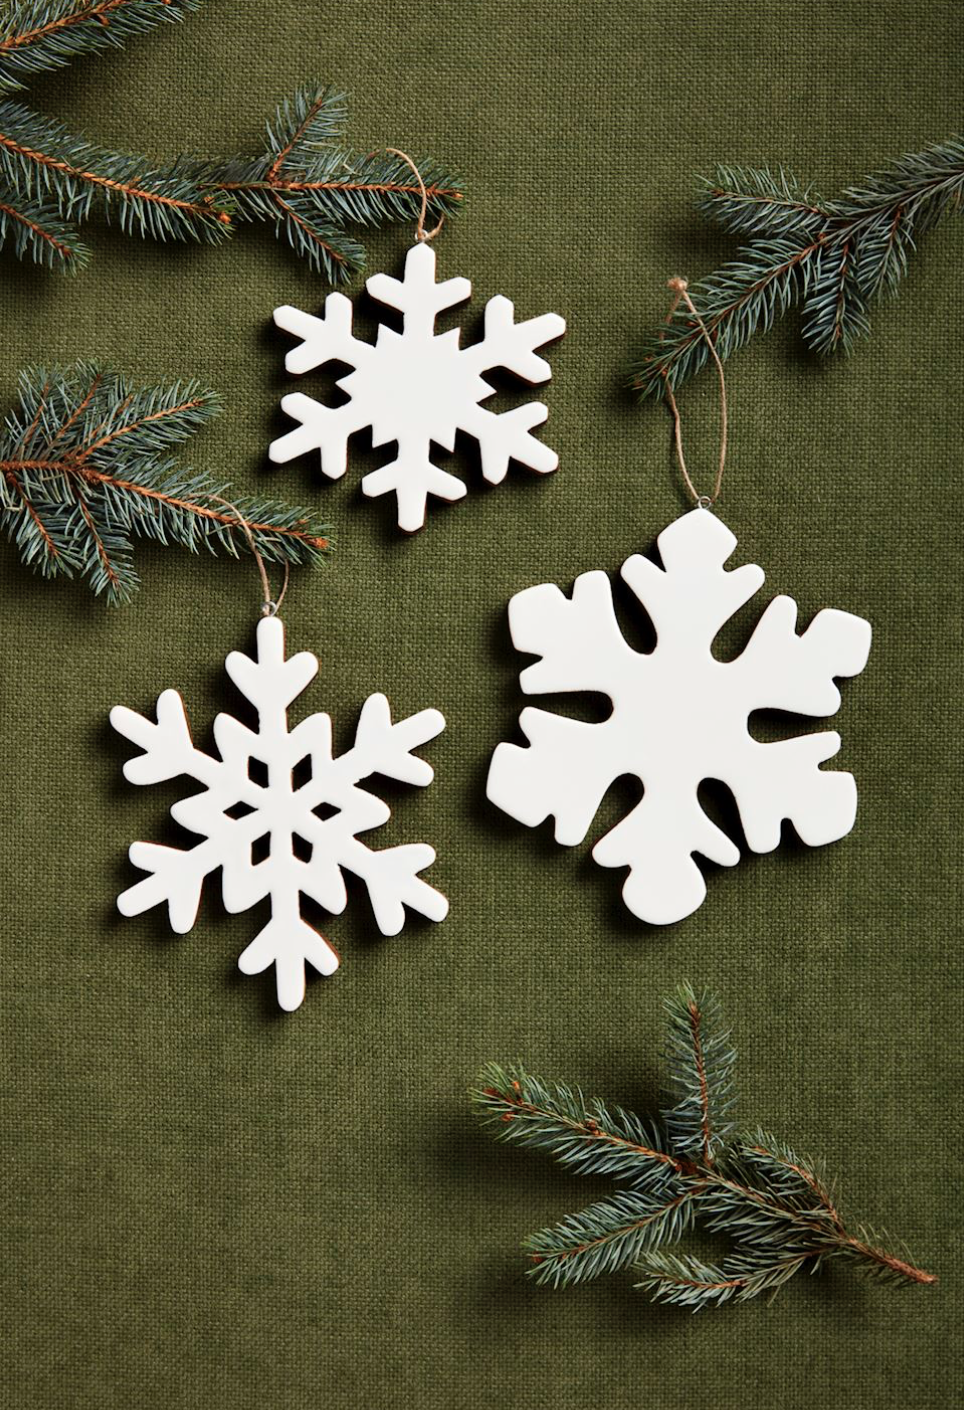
[384,147,445,243]
[204,493,290,618]
[662,276,729,508]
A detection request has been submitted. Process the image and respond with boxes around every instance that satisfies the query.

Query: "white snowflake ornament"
[269,241,566,531]
[487,508,872,924]
[111,616,447,1010]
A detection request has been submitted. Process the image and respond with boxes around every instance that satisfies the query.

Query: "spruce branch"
[472,984,936,1311]
[660,982,736,1164]
[632,137,964,397]
[0,183,89,270]
[0,8,462,276]
[0,0,233,262]
[0,97,234,242]
[0,361,332,604]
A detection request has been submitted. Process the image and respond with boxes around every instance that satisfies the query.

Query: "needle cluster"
[473,984,936,1310]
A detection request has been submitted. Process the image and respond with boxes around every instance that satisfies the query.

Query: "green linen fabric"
[1,2,962,1406]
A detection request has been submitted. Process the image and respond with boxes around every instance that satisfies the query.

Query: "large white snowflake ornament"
[268,241,566,531]
[111,617,447,1010]
[487,508,872,924]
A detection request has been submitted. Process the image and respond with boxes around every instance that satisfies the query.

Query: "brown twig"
[844,1238,937,1286]
[69,482,118,588]
[0,0,140,53]
[831,239,852,350]
[74,391,199,459]
[0,132,232,223]
[264,87,328,183]
[686,995,714,1164]
[530,1189,700,1269]
[1,467,60,557]
[746,1143,844,1231]
[272,192,347,267]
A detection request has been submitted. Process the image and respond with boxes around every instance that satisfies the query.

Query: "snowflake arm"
[489,710,622,846]
[459,402,556,485]
[508,571,641,697]
[110,688,213,786]
[591,789,741,925]
[315,835,448,934]
[223,618,320,712]
[460,295,566,383]
[735,596,872,715]
[269,294,374,477]
[273,293,373,375]
[360,450,469,532]
[487,570,645,844]
[619,511,765,650]
[456,297,566,484]
[719,595,871,854]
[366,247,471,331]
[332,691,445,788]
[110,690,231,932]
[726,731,857,853]
[269,392,370,481]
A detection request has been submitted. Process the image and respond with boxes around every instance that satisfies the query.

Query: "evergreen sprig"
[473,983,936,1310]
[0,361,331,604]
[632,137,964,397]
[0,4,463,276]
[197,83,464,282]
[0,0,231,265]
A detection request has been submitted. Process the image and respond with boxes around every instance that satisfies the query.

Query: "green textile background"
[1,2,962,1406]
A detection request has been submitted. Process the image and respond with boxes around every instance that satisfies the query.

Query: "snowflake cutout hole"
[487,508,872,924]
[269,241,566,531]
[111,617,447,1010]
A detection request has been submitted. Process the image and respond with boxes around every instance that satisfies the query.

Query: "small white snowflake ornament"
[111,617,447,1010]
[487,507,872,924]
[269,241,566,531]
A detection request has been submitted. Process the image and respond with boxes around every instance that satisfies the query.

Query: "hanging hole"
[248,757,269,787]
[292,756,312,791]
[225,800,256,821]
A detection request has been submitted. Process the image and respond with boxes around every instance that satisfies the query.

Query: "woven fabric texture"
[1,2,962,1407]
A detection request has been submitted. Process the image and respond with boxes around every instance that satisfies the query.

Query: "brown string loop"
[384,147,445,243]
[204,493,290,618]
[662,276,728,507]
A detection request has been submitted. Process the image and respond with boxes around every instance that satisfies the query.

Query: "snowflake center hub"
[341,328,487,449]
[611,656,731,788]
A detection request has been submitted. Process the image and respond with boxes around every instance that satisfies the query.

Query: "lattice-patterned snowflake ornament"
[487,508,872,923]
[111,616,447,1010]
[269,241,566,531]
